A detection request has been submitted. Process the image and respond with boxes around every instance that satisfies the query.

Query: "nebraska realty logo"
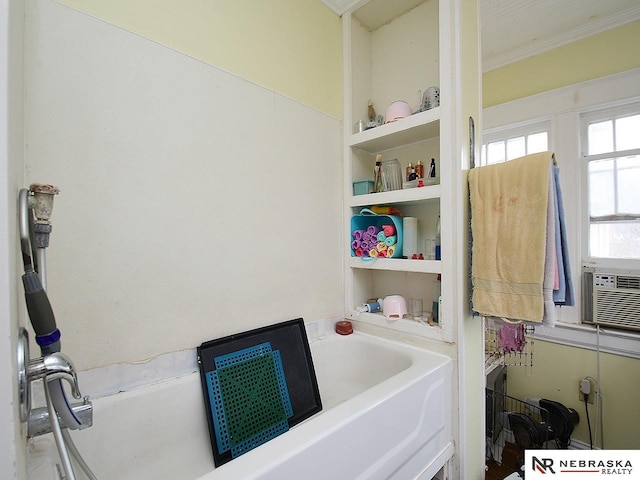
[525,450,639,478]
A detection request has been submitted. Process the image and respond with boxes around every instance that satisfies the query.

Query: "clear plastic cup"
[408,298,423,319]
[381,159,402,191]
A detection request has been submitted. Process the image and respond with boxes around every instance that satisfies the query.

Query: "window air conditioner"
[592,273,640,332]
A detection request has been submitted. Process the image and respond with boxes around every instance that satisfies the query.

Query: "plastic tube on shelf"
[402,217,418,258]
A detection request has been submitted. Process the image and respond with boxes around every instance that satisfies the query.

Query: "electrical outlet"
[578,377,596,404]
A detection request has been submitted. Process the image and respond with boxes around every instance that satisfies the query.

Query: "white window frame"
[580,102,640,267]
[482,68,640,359]
[482,120,551,166]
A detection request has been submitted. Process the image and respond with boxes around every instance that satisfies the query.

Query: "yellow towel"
[469,152,556,322]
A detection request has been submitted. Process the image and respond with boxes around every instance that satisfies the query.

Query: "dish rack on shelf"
[484,317,535,372]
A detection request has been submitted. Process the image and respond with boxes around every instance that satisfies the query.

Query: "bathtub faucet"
[25,350,94,436]
[27,352,83,400]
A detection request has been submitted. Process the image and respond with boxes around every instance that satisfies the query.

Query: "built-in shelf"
[348,108,440,153]
[346,310,446,341]
[343,1,452,346]
[349,183,440,207]
[348,256,441,274]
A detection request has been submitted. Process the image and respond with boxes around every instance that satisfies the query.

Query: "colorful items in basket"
[350,207,404,258]
[351,224,397,258]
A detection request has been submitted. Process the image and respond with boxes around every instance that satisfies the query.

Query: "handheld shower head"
[29,183,59,250]
[28,183,59,222]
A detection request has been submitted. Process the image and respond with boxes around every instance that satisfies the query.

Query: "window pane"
[588,120,613,155]
[590,222,640,259]
[616,114,640,151]
[487,140,505,164]
[617,155,640,214]
[588,159,615,217]
[527,132,548,154]
[506,136,525,160]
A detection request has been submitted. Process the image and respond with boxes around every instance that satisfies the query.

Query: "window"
[582,104,640,260]
[481,122,550,165]
[482,70,640,352]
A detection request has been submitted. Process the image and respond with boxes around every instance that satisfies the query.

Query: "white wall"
[1,0,26,477]
[23,0,343,370]
[55,0,343,119]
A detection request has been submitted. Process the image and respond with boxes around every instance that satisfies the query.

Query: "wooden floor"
[485,442,523,480]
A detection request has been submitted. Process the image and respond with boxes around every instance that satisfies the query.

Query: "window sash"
[482,121,550,166]
[582,102,640,261]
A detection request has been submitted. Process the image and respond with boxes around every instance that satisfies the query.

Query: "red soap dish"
[335,320,353,335]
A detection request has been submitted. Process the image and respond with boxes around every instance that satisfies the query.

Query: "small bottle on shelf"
[374,154,383,193]
[406,162,413,182]
[435,214,441,260]
[415,160,424,179]
[432,274,441,324]
[429,158,436,179]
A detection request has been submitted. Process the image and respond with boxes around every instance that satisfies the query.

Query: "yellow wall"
[483,20,640,108]
[57,0,343,118]
[507,341,640,449]
[484,20,640,450]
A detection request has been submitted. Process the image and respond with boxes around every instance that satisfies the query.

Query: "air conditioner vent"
[593,273,640,332]
[617,275,640,290]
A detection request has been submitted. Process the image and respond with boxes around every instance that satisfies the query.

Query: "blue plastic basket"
[350,208,403,258]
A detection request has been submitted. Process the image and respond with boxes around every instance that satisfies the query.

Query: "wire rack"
[484,317,535,373]
[485,390,551,478]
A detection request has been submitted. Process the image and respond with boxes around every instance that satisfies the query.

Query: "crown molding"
[320,0,363,15]
[483,7,640,72]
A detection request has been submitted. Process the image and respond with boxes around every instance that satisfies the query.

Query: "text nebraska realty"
[559,459,632,475]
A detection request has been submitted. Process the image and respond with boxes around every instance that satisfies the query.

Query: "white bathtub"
[27,325,453,480]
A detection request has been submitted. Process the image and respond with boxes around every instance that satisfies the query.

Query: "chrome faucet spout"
[28,352,82,399]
